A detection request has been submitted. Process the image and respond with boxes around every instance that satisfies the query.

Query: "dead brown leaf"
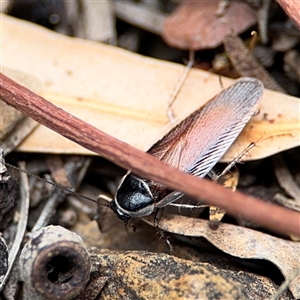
[162,0,257,50]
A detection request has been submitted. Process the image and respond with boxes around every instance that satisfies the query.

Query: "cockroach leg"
[152,208,174,254]
[156,225,174,255]
[130,219,136,232]
[154,208,164,227]
[216,142,256,180]
[208,142,257,229]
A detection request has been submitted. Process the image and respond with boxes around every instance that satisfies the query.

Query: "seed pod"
[19,225,91,300]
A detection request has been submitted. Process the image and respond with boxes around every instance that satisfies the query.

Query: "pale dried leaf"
[1,13,299,161]
[162,0,257,50]
[149,214,300,299]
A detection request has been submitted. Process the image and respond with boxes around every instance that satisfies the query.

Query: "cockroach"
[2,77,264,223]
[109,77,264,221]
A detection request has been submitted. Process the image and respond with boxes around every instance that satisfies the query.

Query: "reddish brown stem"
[0,72,299,237]
[276,0,300,29]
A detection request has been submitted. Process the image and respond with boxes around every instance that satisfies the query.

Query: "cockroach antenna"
[4,162,109,207]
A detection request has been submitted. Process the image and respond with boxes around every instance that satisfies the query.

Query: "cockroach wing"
[148,77,263,178]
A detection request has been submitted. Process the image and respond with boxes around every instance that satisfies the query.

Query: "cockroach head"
[109,200,131,222]
[110,173,155,220]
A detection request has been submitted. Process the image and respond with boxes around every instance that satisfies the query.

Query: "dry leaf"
[146,214,300,299]
[1,13,299,161]
[162,0,257,50]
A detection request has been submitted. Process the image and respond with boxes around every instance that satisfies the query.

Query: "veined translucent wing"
[148,77,263,179]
